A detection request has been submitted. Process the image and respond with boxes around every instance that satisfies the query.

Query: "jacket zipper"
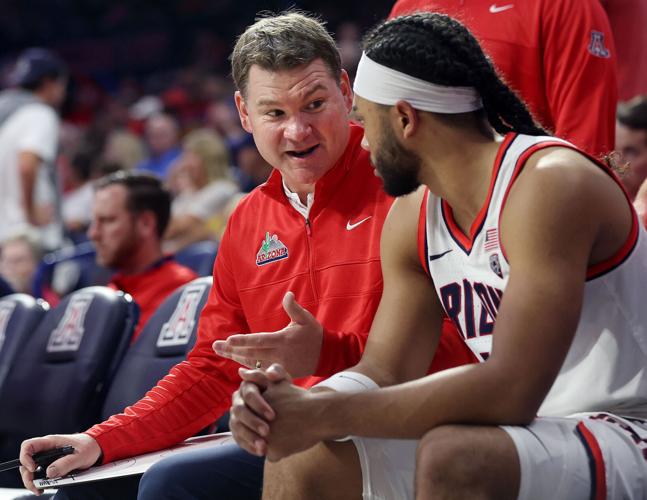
[305,218,317,300]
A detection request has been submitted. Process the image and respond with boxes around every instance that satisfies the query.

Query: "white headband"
[353,52,483,114]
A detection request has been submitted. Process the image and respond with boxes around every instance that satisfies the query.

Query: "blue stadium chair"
[0,294,49,394]
[0,276,13,298]
[0,286,138,485]
[174,241,218,277]
[101,277,211,419]
[32,241,112,299]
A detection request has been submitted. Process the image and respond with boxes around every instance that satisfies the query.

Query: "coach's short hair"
[94,171,171,238]
[231,11,341,97]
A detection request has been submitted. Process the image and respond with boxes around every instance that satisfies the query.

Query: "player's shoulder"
[508,143,626,231]
[380,187,427,267]
[522,145,612,193]
[385,186,426,230]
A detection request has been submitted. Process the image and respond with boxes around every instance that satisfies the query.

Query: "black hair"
[94,171,171,238]
[617,95,647,131]
[362,13,546,136]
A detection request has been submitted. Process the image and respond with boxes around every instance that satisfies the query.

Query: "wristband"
[313,370,379,393]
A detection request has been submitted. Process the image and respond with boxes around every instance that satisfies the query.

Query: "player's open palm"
[19,433,101,495]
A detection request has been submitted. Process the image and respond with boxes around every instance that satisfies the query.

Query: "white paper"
[34,433,235,489]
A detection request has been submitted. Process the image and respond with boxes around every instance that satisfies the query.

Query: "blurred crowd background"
[0,1,394,300]
[0,0,646,304]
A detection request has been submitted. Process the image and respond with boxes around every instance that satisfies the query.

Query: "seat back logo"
[157,283,208,348]
[47,294,93,353]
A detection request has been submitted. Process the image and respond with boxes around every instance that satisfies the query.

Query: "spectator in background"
[88,172,196,341]
[389,0,618,158]
[61,147,95,239]
[0,231,42,295]
[164,128,240,252]
[616,95,647,200]
[203,97,273,191]
[102,129,146,171]
[634,179,647,230]
[0,48,68,249]
[205,98,248,145]
[336,21,362,79]
[231,134,273,192]
[135,113,182,179]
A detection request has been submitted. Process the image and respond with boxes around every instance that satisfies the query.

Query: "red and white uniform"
[347,134,647,500]
[87,124,474,463]
[420,132,647,418]
[389,0,617,158]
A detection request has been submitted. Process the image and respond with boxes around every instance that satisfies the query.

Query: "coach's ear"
[235,91,253,133]
[393,99,419,140]
[339,69,353,114]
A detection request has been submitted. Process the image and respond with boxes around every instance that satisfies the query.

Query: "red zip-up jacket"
[390,0,617,158]
[108,256,197,343]
[87,124,474,462]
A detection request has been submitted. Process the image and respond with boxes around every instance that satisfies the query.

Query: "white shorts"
[350,413,647,500]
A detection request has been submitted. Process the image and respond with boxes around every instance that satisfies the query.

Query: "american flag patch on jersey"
[484,228,499,252]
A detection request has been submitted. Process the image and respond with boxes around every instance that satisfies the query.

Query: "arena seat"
[0,294,49,394]
[0,286,138,485]
[32,241,112,300]
[0,277,13,298]
[174,241,218,277]
[101,277,212,419]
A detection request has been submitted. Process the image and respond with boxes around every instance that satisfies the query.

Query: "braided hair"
[362,13,546,136]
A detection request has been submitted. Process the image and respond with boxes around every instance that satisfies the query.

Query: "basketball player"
[230,13,647,500]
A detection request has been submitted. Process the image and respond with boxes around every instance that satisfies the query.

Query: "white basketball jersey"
[421,133,647,418]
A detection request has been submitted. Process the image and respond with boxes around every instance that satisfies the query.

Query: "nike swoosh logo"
[429,249,453,261]
[346,216,372,230]
[489,4,514,13]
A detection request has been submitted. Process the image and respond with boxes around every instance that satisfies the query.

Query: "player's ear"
[394,100,418,139]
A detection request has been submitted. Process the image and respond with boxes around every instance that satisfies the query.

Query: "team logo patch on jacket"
[588,31,610,58]
[256,232,289,266]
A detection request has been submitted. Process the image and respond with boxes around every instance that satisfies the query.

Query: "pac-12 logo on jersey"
[47,294,94,353]
[157,283,208,348]
[588,31,610,58]
[490,254,503,278]
[0,301,16,352]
